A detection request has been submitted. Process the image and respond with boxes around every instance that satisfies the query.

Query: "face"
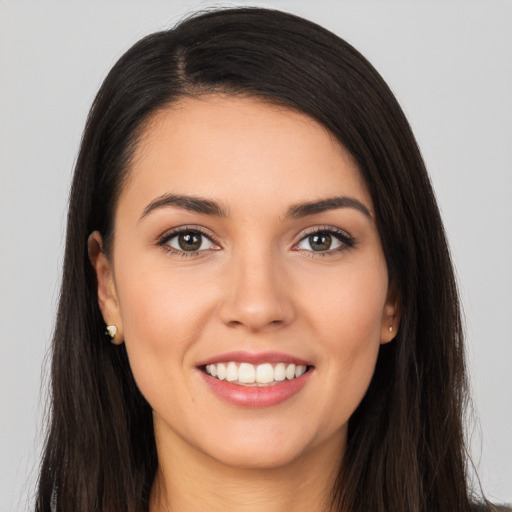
[90,95,398,471]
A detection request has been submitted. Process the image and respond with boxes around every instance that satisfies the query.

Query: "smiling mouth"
[202,362,312,387]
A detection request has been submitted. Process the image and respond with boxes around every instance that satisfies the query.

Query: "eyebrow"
[285,196,372,219]
[139,193,228,221]
[139,193,371,222]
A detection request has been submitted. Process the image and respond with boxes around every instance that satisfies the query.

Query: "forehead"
[119,95,372,218]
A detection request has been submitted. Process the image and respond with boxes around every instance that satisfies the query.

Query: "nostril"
[217,276,295,330]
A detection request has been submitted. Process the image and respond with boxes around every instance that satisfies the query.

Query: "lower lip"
[200,370,312,408]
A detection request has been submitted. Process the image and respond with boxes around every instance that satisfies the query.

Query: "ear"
[88,231,124,344]
[380,281,401,344]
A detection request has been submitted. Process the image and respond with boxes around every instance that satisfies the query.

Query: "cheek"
[113,261,217,395]
[304,257,388,404]
[309,254,388,343]
[116,259,215,341]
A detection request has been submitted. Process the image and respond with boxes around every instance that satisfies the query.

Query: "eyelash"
[156,226,219,258]
[156,225,355,258]
[293,226,356,256]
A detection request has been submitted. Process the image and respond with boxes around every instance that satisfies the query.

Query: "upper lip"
[196,350,313,367]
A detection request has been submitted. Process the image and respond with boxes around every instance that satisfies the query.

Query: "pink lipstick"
[197,351,313,408]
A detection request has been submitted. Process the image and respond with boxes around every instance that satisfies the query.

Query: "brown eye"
[296,228,353,253]
[308,233,332,251]
[178,232,202,251]
[163,229,218,254]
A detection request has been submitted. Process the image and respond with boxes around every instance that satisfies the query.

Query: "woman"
[35,7,501,512]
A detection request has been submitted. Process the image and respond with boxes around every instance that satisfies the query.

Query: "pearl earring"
[105,325,118,341]
[389,325,393,333]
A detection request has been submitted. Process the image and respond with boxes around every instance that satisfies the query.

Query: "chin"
[193,423,340,472]
[211,443,303,470]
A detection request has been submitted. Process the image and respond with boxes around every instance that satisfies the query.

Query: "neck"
[150,426,344,512]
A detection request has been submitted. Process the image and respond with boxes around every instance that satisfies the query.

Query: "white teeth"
[217,362,226,380]
[285,364,296,380]
[274,362,286,381]
[226,362,238,382]
[295,365,306,378]
[256,363,274,383]
[238,362,256,383]
[204,361,309,385]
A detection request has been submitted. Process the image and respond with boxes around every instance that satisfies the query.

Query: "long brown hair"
[37,7,485,512]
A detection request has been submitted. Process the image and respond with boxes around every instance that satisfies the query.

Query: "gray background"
[0,1,510,509]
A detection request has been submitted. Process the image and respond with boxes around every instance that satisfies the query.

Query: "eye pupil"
[178,232,201,251]
[309,233,331,251]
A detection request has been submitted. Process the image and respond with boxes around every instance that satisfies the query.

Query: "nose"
[218,247,295,332]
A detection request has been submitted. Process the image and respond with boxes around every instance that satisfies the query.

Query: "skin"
[89,95,400,512]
